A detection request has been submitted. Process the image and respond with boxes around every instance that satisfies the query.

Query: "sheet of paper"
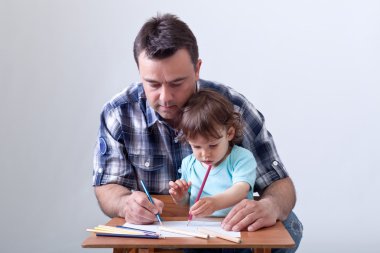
[122,220,240,238]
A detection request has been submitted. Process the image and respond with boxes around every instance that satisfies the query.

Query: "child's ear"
[227,127,235,141]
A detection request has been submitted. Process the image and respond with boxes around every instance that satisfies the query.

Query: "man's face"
[138,49,201,124]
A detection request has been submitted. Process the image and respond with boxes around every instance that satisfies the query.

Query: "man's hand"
[121,191,164,224]
[95,184,164,224]
[169,179,191,204]
[221,198,278,232]
[189,196,217,218]
[222,177,296,231]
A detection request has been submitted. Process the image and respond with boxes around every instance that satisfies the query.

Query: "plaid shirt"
[93,79,288,194]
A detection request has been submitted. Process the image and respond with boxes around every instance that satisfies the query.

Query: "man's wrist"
[116,191,132,218]
[260,195,282,221]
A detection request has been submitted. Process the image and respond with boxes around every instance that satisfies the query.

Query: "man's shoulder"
[107,82,144,108]
[198,79,229,93]
[99,82,147,124]
[198,79,248,108]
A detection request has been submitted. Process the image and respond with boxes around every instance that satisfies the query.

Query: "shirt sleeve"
[180,155,192,182]
[231,147,257,191]
[92,102,137,190]
[232,93,289,194]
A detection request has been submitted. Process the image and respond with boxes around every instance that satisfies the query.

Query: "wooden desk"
[82,217,295,253]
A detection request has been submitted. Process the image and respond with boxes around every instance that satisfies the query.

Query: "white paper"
[122,220,240,238]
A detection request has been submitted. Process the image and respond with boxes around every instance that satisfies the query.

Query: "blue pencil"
[117,225,157,235]
[96,233,160,239]
[140,179,163,226]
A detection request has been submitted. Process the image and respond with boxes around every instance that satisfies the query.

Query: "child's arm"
[169,179,191,206]
[189,182,250,217]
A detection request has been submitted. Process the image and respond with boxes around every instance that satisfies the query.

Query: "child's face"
[187,127,235,168]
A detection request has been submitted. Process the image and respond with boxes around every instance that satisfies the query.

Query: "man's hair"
[178,89,243,145]
[133,13,199,68]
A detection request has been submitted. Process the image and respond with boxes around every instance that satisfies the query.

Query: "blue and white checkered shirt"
[93,79,288,194]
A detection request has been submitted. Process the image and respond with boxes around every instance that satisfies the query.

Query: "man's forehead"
[138,49,193,64]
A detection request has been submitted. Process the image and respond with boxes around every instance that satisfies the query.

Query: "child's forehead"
[188,133,223,144]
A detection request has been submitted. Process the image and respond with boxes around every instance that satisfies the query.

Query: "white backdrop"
[1,1,379,252]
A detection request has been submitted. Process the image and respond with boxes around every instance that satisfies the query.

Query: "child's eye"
[209,144,218,148]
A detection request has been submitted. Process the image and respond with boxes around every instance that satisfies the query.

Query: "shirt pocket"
[128,153,169,193]
[128,153,167,172]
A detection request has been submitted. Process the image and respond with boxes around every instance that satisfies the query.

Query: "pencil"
[197,227,241,243]
[159,226,209,239]
[95,232,161,239]
[187,164,212,225]
[140,179,163,226]
[87,225,159,236]
[117,225,157,235]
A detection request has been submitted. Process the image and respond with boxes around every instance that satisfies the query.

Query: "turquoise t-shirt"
[180,145,256,217]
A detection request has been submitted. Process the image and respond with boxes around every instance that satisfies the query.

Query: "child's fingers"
[175,179,190,192]
[191,200,210,217]
[169,181,181,191]
[169,188,177,196]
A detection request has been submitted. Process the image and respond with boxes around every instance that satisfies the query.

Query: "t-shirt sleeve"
[180,154,192,182]
[231,147,257,191]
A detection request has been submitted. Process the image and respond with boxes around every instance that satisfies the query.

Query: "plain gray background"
[1,0,379,252]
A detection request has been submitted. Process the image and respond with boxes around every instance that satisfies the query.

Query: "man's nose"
[160,84,173,103]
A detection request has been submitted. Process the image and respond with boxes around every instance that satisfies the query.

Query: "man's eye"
[149,83,160,88]
[171,82,182,87]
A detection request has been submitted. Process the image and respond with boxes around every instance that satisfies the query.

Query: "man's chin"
[157,111,178,121]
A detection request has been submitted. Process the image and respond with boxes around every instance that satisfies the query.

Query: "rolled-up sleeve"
[238,100,289,194]
[92,103,137,190]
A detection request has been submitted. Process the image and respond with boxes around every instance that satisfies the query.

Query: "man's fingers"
[247,218,265,231]
[152,198,164,213]
[124,202,156,224]
[124,191,160,223]
[222,200,251,229]
[248,216,276,231]
[223,201,244,221]
[229,212,258,231]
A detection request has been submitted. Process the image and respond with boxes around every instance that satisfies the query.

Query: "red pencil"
[187,164,212,225]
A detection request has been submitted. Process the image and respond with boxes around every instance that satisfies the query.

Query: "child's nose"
[201,149,210,158]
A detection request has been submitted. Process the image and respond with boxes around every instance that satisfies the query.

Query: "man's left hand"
[221,198,278,231]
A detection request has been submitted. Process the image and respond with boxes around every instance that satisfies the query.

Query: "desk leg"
[113,249,128,253]
[254,248,271,253]
[112,249,152,253]
[137,249,152,253]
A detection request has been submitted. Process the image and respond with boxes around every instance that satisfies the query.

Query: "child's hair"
[178,89,243,144]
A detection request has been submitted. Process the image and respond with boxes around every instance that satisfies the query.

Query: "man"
[93,13,302,252]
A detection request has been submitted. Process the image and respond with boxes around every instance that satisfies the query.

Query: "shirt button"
[272,161,279,166]
[178,168,182,173]
[144,161,150,167]
[98,168,103,174]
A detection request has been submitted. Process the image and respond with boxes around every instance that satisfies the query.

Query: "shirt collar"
[145,102,159,128]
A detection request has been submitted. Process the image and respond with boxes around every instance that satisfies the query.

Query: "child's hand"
[169,179,191,204]
[189,197,217,217]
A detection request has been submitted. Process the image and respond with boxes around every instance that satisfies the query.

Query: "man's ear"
[195,59,202,80]
[227,127,235,141]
